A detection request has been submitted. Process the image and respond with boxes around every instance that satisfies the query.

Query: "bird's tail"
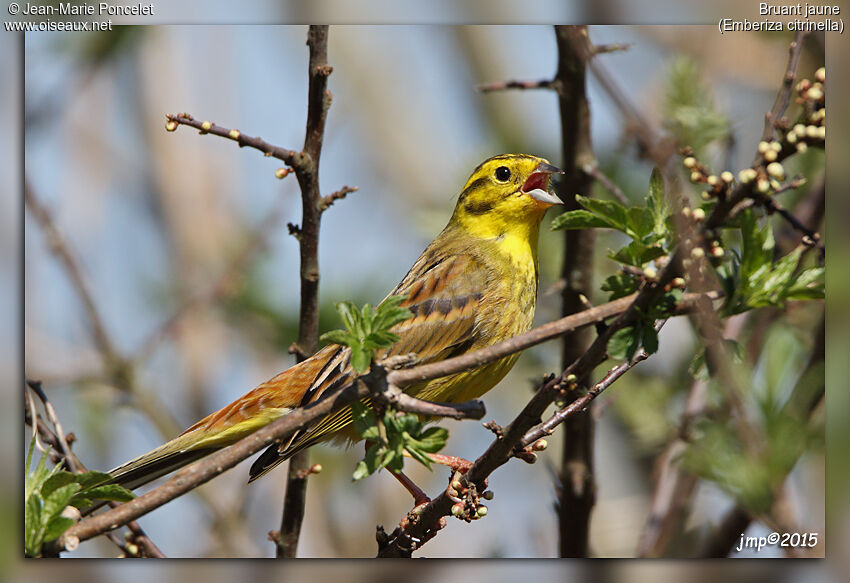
[106,433,219,492]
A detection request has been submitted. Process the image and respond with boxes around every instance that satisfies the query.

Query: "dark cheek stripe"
[464,199,495,215]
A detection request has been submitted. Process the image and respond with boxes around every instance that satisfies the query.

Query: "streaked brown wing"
[256,252,489,470]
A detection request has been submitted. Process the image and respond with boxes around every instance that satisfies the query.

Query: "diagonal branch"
[25,180,119,363]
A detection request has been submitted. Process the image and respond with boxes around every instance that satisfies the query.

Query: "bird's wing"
[107,251,491,487]
[248,251,491,479]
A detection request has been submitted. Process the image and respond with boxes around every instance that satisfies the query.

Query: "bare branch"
[135,193,291,362]
[761,30,808,142]
[517,320,664,450]
[475,78,555,93]
[165,113,303,169]
[591,42,633,56]
[362,367,486,421]
[582,161,629,205]
[319,185,358,212]
[25,181,119,362]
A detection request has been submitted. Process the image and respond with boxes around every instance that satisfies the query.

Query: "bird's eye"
[494,166,511,182]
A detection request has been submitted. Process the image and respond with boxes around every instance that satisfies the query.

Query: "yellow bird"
[109,154,563,491]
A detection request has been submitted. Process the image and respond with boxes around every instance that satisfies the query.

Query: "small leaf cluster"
[553,168,671,271]
[719,209,823,316]
[25,439,134,557]
[320,296,413,373]
[350,401,448,481]
[553,169,678,362]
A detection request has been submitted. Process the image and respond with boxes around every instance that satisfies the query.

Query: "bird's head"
[450,154,563,240]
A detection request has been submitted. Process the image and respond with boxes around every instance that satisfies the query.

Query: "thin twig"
[762,194,824,260]
[582,161,629,205]
[761,30,808,142]
[518,320,664,450]
[136,193,291,362]
[166,113,303,169]
[319,185,358,212]
[25,180,118,362]
[592,42,633,56]
[475,78,554,93]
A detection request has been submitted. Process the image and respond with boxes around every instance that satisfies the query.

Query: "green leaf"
[391,412,420,435]
[601,273,639,300]
[350,400,378,440]
[689,349,708,379]
[352,446,384,481]
[42,471,76,498]
[352,460,370,481]
[373,309,413,333]
[576,195,630,233]
[642,322,659,355]
[80,484,134,504]
[608,326,640,361]
[25,492,44,557]
[740,210,774,283]
[403,443,433,469]
[319,329,354,346]
[43,516,75,544]
[647,167,669,233]
[609,240,666,267]
[550,209,615,231]
[74,470,114,490]
[663,57,730,151]
[785,267,824,299]
[336,301,362,337]
[364,330,401,350]
[43,483,81,521]
[26,445,53,501]
[410,427,448,454]
[626,207,655,240]
[349,345,371,373]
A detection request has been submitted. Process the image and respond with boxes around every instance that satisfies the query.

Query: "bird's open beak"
[522,162,564,206]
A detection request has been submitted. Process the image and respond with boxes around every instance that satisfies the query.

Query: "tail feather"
[108,442,218,491]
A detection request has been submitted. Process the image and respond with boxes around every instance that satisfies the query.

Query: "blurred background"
[10,14,836,569]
